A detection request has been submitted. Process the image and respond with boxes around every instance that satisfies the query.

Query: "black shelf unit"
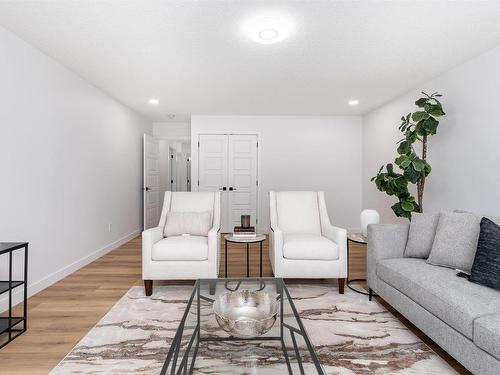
[0,242,28,348]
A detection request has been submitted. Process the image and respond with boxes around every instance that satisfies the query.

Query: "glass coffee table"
[161,278,325,374]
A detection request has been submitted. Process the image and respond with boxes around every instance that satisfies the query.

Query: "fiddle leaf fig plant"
[371,92,445,219]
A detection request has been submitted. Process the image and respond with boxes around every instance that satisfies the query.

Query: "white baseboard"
[0,229,141,313]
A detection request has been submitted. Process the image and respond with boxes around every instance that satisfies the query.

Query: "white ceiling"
[1,1,500,122]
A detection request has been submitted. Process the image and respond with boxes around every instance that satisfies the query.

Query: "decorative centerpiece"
[213,290,278,338]
[233,214,256,239]
[241,214,251,228]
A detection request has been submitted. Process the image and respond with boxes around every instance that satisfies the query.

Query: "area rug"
[49,284,457,374]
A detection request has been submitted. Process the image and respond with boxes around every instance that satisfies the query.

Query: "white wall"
[363,46,500,223]
[191,116,363,231]
[153,122,190,139]
[0,26,150,309]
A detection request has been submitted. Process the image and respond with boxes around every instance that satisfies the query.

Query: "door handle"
[229,187,236,191]
[219,187,227,191]
[144,187,150,191]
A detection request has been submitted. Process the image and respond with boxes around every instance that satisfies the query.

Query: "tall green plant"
[371,92,446,219]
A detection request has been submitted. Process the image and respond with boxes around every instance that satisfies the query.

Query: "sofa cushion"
[404,212,439,258]
[474,314,500,360]
[152,236,208,261]
[276,192,321,235]
[427,212,481,273]
[377,258,500,339]
[283,233,338,260]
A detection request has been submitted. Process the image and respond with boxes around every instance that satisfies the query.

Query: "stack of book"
[233,226,256,238]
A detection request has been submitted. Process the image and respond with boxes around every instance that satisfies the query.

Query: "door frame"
[169,146,176,191]
[196,132,262,232]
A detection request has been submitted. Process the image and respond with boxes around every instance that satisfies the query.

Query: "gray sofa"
[368,223,500,375]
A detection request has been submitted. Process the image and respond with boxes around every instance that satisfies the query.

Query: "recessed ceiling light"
[348,99,359,106]
[167,114,175,119]
[258,28,278,41]
[242,13,294,44]
[149,98,159,105]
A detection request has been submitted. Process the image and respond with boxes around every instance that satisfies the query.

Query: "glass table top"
[161,278,325,375]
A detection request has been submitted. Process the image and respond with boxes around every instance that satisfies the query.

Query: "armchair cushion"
[283,233,339,260]
[152,236,208,261]
[276,192,321,235]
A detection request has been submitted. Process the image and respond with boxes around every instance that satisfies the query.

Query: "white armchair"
[142,191,221,295]
[269,191,347,293]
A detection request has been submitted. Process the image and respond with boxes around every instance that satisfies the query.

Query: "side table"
[0,242,28,348]
[223,234,266,278]
[347,233,377,300]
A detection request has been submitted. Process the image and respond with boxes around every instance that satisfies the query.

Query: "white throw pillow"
[164,211,212,237]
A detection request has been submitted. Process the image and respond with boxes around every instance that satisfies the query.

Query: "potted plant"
[371,92,446,219]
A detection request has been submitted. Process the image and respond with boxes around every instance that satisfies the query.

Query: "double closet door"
[198,134,258,233]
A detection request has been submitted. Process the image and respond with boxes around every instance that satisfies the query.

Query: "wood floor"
[0,236,469,375]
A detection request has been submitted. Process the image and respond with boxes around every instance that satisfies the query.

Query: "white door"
[143,134,161,230]
[198,134,230,229]
[228,135,258,229]
[198,134,258,232]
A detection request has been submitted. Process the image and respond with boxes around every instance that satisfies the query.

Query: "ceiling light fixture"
[348,99,359,106]
[258,28,279,41]
[149,98,159,105]
[242,13,294,44]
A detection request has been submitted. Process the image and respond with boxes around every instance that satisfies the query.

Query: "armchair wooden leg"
[338,278,345,294]
[144,280,153,296]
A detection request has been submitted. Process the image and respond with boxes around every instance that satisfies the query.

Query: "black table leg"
[347,238,378,298]
[259,241,263,277]
[225,240,228,278]
[246,243,249,277]
[24,244,28,331]
[8,251,12,340]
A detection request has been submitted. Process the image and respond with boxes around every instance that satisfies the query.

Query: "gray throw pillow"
[404,212,440,258]
[427,212,481,273]
[454,210,500,226]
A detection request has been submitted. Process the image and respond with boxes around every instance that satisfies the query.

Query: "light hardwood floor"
[0,236,469,375]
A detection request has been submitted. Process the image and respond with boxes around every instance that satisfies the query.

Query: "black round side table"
[347,233,377,300]
[223,234,266,278]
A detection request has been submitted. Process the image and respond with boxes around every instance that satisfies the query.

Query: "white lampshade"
[360,209,380,237]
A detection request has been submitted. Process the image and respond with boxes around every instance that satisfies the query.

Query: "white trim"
[0,229,141,313]
[196,132,262,232]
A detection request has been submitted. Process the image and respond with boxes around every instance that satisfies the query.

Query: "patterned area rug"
[49,284,457,374]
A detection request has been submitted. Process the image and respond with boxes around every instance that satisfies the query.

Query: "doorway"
[143,135,191,230]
